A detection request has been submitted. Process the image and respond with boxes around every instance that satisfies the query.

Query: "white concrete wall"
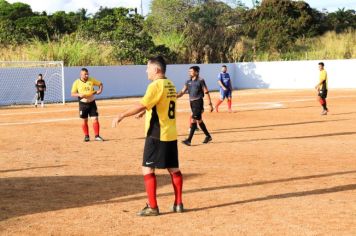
[64,59,356,101]
[64,63,235,101]
[236,59,356,89]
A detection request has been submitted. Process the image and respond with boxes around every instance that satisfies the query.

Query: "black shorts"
[37,91,44,101]
[318,90,328,99]
[190,98,204,121]
[79,101,98,119]
[143,137,179,169]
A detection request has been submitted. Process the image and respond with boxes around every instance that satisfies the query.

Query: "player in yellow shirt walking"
[315,62,329,115]
[71,68,104,142]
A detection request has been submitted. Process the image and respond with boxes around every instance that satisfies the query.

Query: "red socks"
[227,99,232,110]
[93,121,100,136]
[319,98,326,105]
[143,172,183,208]
[82,121,100,137]
[144,173,157,208]
[170,171,183,205]
[82,123,89,136]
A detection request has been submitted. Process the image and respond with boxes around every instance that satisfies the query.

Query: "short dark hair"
[222,65,227,68]
[148,56,166,73]
[81,68,88,73]
[38,73,43,77]
[318,62,324,67]
[189,66,200,73]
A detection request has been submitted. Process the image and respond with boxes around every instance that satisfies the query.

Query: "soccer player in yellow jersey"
[315,62,329,115]
[71,68,104,142]
[112,56,183,216]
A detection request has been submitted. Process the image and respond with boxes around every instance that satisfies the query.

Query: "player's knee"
[168,168,180,174]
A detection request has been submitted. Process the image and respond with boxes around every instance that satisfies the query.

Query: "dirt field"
[0,89,355,235]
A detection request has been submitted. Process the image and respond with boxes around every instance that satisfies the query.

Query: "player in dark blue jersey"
[34,74,46,108]
[177,66,213,146]
[215,65,233,112]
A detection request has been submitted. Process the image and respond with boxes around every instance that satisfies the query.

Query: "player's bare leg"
[138,167,159,216]
[227,98,232,112]
[168,168,183,213]
[215,99,223,112]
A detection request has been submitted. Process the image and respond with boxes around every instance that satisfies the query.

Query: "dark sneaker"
[84,136,90,142]
[95,135,104,141]
[171,203,184,213]
[137,204,159,217]
[182,139,191,146]
[203,136,212,144]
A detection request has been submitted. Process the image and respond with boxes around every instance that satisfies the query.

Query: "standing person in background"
[315,62,329,115]
[112,56,184,216]
[215,65,233,112]
[177,66,213,146]
[71,68,104,142]
[34,73,46,108]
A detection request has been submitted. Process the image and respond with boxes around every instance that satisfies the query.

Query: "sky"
[6,0,356,15]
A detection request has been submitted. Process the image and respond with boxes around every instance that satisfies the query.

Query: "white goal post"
[0,61,65,106]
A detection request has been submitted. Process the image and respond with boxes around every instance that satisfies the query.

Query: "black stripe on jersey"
[147,106,160,139]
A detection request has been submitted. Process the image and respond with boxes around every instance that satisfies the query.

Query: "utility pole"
[140,0,144,15]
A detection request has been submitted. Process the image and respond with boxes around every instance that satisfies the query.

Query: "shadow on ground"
[0,173,199,221]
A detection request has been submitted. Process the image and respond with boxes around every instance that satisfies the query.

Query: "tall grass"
[152,32,185,54]
[301,30,356,60]
[0,30,354,65]
[278,30,356,61]
[0,35,115,66]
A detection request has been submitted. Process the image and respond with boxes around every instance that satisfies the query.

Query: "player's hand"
[223,87,227,91]
[135,111,145,119]
[112,114,124,128]
[209,103,214,112]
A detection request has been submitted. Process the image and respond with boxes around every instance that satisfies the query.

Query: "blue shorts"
[220,89,232,100]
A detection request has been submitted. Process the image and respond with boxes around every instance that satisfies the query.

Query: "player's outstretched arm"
[176,85,187,98]
[112,103,146,127]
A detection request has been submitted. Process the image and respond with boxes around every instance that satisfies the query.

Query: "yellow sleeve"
[91,78,102,86]
[140,82,162,111]
[71,80,78,93]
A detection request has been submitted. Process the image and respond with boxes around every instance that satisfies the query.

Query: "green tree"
[243,0,322,53]
[326,8,356,33]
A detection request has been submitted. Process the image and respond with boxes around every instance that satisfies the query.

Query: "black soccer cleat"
[137,204,159,216]
[95,135,104,141]
[182,139,191,146]
[84,136,90,142]
[202,136,212,144]
[171,203,184,213]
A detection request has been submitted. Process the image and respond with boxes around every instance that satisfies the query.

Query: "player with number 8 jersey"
[112,56,183,217]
